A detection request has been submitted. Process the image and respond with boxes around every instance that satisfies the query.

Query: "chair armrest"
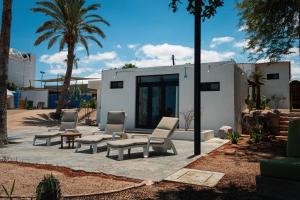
[91,130,105,135]
[112,131,125,139]
[131,134,149,139]
[48,127,59,132]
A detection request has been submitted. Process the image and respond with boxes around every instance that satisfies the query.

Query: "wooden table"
[60,130,82,149]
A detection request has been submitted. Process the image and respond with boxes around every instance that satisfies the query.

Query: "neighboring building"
[94,61,291,134]
[8,48,36,88]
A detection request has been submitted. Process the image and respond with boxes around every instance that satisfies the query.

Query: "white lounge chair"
[75,111,126,154]
[106,117,179,161]
[33,111,78,146]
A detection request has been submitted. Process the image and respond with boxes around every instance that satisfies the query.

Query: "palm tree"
[32,0,109,118]
[0,0,13,145]
[249,70,265,109]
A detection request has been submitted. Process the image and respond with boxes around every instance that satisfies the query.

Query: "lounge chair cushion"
[75,134,113,144]
[105,124,124,135]
[35,132,61,138]
[260,158,300,181]
[107,138,164,148]
[152,117,179,138]
[62,111,78,122]
[107,111,126,124]
[60,122,77,131]
[287,119,300,158]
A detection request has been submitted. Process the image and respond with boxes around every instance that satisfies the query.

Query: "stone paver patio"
[1,126,228,181]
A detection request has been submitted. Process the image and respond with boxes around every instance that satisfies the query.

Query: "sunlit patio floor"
[1,126,228,181]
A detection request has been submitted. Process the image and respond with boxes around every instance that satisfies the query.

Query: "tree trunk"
[0,0,13,145]
[55,42,75,117]
[194,0,201,155]
[256,86,261,109]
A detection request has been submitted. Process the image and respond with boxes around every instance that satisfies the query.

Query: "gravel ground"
[76,135,286,200]
[0,162,139,197]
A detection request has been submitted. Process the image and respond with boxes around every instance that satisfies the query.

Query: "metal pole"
[194,0,201,155]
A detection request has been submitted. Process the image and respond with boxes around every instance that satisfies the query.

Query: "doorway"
[136,74,179,128]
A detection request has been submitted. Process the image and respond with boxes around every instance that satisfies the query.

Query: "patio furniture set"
[33,111,179,161]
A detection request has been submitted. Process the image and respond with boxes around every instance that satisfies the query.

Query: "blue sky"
[3,0,300,81]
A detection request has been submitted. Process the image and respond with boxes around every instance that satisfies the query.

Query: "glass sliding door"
[136,74,179,128]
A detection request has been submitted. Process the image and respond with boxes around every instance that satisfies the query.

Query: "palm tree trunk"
[0,0,13,145]
[55,42,75,117]
[256,86,261,109]
[194,0,201,155]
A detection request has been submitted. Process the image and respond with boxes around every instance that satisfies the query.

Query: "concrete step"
[279,131,288,136]
[280,121,289,125]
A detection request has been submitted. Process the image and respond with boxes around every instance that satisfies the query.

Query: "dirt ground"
[7,109,96,132]
[0,161,139,198]
[0,136,287,199]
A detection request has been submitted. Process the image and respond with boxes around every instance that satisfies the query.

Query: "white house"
[8,48,36,88]
[95,60,290,134]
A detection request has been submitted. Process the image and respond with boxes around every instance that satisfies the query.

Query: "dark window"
[267,73,279,80]
[110,81,123,89]
[201,82,220,91]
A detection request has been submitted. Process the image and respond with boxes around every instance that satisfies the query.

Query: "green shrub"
[228,131,240,144]
[36,174,61,200]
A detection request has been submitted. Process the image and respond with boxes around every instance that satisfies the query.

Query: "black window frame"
[110,81,123,89]
[200,82,220,91]
[267,73,280,80]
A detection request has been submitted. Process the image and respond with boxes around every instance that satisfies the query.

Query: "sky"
[3,0,300,82]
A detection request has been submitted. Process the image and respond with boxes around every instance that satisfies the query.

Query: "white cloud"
[80,51,117,64]
[40,51,67,66]
[210,36,234,48]
[48,65,93,75]
[238,25,248,32]
[76,46,85,52]
[116,44,122,49]
[128,44,140,49]
[103,43,235,68]
[292,66,300,80]
[234,40,249,48]
[138,43,194,59]
[201,49,235,62]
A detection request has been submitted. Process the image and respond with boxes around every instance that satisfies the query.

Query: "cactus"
[36,174,61,200]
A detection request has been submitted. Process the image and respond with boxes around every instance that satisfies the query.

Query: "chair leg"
[106,146,110,157]
[46,138,51,146]
[92,144,97,154]
[118,148,124,161]
[143,146,149,158]
[169,140,178,155]
[33,137,36,146]
[75,142,80,152]
[128,148,131,157]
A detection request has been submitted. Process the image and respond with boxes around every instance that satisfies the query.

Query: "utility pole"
[194,0,201,155]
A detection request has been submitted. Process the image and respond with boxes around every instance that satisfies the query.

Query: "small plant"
[228,131,240,144]
[245,95,255,111]
[180,110,194,131]
[270,95,286,109]
[36,174,61,200]
[1,180,15,200]
[81,98,96,125]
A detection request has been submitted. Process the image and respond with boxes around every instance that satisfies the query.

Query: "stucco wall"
[256,62,290,109]
[100,61,237,133]
[8,54,36,88]
[21,89,49,108]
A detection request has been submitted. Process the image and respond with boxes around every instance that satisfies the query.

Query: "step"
[279,131,288,136]
[280,121,289,125]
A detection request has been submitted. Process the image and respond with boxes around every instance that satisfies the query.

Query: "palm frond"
[84,35,103,48]
[84,14,110,26]
[59,37,66,51]
[48,35,60,49]
[79,36,89,55]
[34,31,56,46]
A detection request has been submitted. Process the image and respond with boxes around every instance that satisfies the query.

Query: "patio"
[1,126,228,181]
